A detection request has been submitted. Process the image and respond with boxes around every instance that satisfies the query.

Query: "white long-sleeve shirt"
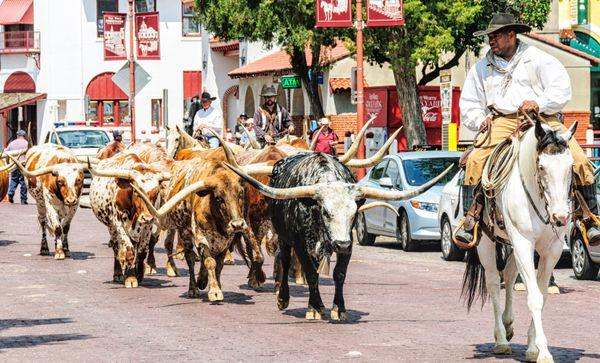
[460,44,572,131]
[193,106,223,135]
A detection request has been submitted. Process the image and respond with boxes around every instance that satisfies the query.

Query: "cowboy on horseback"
[455,13,600,247]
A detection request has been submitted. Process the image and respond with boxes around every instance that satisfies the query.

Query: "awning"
[0,93,46,113]
[0,0,34,25]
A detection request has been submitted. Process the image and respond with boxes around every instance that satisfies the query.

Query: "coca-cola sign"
[420,94,440,123]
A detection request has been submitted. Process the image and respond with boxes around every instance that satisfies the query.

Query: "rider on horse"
[253,86,295,146]
[455,13,600,246]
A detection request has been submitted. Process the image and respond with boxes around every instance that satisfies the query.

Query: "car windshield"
[402,157,458,187]
[54,130,110,148]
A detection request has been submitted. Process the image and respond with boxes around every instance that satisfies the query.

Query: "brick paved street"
[1,203,600,362]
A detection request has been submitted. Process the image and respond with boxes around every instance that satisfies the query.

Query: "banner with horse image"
[135,11,160,60]
[103,12,127,60]
[315,0,352,28]
[366,0,404,27]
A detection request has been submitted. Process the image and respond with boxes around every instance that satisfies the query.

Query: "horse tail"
[461,247,488,311]
[495,242,510,272]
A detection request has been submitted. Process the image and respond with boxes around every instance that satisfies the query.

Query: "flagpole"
[356,0,365,178]
[128,0,136,142]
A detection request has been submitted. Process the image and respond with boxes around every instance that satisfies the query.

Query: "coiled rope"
[481,136,520,199]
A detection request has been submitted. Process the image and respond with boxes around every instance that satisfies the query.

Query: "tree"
[362,0,551,148]
[196,0,350,119]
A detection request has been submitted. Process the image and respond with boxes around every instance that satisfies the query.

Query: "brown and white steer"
[7,144,85,259]
[96,141,126,160]
[88,152,170,288]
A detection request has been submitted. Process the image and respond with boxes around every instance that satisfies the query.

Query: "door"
[363,160,388,231]
[382,160,401,233]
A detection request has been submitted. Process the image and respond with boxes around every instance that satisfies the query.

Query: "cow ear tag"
[317,256,331,276]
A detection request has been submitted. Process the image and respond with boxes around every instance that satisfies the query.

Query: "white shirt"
[193,106,223,135]
[460,44,572,131]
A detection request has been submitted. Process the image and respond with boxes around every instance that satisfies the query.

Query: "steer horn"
[338,116,375,163]
[344,127,403,168]
[4,152,60,177]
[77,156,100,164]
[237,122,261,150]
[87,159,135,180]
[358,202,399,216]
[309,126,325,151]
[358,164,455,200]
[204,128,240,168]
[224,162,318,199]
[131,179,213,219]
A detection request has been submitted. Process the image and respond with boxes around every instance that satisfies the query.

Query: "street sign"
[112,60,152,95]
[280,75,301,89]
[350,67,357,104]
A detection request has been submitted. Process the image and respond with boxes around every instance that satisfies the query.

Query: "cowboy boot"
[578,184,600,246]
[454,186,484,246]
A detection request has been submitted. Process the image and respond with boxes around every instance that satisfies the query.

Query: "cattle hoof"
[276,292,289,310]
[514,282,526,291]
[113,274,124,283]
[124,276,138,288]
[40,249,50,256]
[330,305,347,322]
[223,258,235,265]
[305,306,322,320]
[54,251,65,260]
[493,344,512,355]
[547,285,560,295]
[144,263,157,275]
[525,351,539,362]
[505,324,514,342]
[248,276,263,290]
[64,250,71,258]
[175,250,185,261]
[295,275,307,285]
[208,288,224,302]
[166,263,179,277]
[188,288,201,298]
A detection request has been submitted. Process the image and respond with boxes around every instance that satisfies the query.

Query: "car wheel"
[571,233,599,280]
[356,212,376,246]
[397,210,417,252]
[440,217,465,261]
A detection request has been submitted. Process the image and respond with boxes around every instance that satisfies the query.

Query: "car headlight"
[410,201,438,212]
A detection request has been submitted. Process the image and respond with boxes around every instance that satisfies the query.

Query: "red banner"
[135,12,160,60]
[366,0,405,27]
[364,88,388,127]
[315,0,352,28]
[103,12,127,61]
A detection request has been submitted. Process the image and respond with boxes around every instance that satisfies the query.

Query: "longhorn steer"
[7,144,84,259]
[97,141,126,160]
[89,153,171,288]
[0,158,10,201]
[227,152,453,320]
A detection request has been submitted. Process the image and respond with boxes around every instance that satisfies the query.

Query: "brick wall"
[328,113,358,154]
[562,111,590,145]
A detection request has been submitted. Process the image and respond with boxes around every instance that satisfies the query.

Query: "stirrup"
[574,190,600,246]
[452,217,480,249]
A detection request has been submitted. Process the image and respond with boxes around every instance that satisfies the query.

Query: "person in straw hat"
[455,13,599,246]
[253,85,294,145]
[309,117,339,155]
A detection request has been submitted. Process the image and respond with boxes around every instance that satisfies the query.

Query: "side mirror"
[379,177,394,188]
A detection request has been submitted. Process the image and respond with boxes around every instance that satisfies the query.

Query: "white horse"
[462,118,578,363]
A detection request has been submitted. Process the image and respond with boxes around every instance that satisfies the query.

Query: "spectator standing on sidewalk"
[6,130,28,204]
[310,117,339,155]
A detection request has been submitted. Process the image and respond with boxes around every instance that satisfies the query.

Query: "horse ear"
[564,121,578,141]
[535,118,546,141]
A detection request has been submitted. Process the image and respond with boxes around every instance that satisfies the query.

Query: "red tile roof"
[330,78,351,93]
[524,32,600,65]
[229,41,351,79]
[211,40,240,53]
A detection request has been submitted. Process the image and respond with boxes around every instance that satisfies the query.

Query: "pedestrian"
[253,86,294,145]
[184,94,200,136]
[239,118,257,148]
[6,130,28,204]
[309,117,339,155]
[193,92,223,148]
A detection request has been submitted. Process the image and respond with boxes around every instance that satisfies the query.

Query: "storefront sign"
[103,12,127,61]
[280,76,301,89]
[366,0,404,27]
[364,88,388,127]
[439,70,452,125]
[135,12,160,60]
[315,0,352,28]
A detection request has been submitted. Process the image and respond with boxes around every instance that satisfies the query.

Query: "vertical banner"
[363,88,388,127]
[315,0,352,28]
[135,11,160,60]
[366,0,405,27]
[439,70,452,125]
[103,12,127,60]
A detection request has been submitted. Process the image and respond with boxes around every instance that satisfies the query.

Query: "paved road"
[1,203,600,362]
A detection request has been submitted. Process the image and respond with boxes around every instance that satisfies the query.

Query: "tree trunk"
[392,58,427,148]
[289,47,325,120]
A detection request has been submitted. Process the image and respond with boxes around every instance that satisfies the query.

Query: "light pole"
[355,0,365,178]
[128,0,136,142]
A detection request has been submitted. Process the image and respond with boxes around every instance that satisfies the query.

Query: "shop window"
[97,0,119,37]
[103,101,115,124]
[135,0,156,12]
[86,100,129,126]
[120,101,131,125]
[88,101,99,123]
[182,3,200,36]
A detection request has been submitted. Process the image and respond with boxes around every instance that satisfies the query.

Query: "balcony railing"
[0,31,40,54]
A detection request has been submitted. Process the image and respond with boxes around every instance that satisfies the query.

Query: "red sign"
[135,12,160,60]
[366,0,405,27]
[103,12,127,61]
[364,88,388,127]
[315,0,352,28]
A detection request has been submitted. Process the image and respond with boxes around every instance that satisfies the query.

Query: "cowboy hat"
[261,86,277,97]
[200,92,217,101]
[474,13,532,37]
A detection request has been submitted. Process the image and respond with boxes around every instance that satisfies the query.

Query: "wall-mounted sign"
[315,0,352,28]
[366,0,405,27]
[103,12,127,61]
[363,88,388,127]
[280,75,301,89]
[135,12,160,60]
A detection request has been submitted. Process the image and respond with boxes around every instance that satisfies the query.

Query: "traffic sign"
[112,60,152,95]
[280,75,301,89]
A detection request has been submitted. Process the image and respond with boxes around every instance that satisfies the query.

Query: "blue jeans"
[207,136,220,148]
[8,169,27,202]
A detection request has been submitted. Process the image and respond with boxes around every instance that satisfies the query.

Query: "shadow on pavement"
[69,251,95,260]
[0,334,91,351]
[142,278,176,289]
[0,318,74,332]
[281,308,369,324]
[0,240,17,247]
[374,240,440,252]
[470,342,600,362]
[238,282,309,298]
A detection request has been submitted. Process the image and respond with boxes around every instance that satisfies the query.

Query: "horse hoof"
[305,306,322,320]
[547,285,560,295]
[124,276,138,288]
[537,356,554,363]
[525,350,539,362]
[223,258,235,265]
[166,263,179,277]
[276,291,289,310]
[295,276,307,285]
[514,282,526,291]
[330,305,347,322]
[493,344,512,355]
[54,251,65,260]
[208,288,224,302]
[188,288,201,298]
[113,274,124,283]
[505,326,514,342]
[144,263,157,275]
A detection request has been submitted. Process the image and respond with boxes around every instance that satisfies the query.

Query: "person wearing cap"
[112,130,123,143]
[455,13,599,245]
[239,118,257,147]
[309,117,339,155]
[193,91,223,148]
[253,86,294,145]
[6,130,28,204]
[184,94,201,136]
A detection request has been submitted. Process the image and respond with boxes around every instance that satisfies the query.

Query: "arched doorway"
[222,85,239,130]
[292,89,305,116]
[4,72,35,93]
[244,86,255,118]
[85,72,129,126]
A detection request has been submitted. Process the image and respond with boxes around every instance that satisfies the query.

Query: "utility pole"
[128,0,136,142]
[355,0,365,178]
